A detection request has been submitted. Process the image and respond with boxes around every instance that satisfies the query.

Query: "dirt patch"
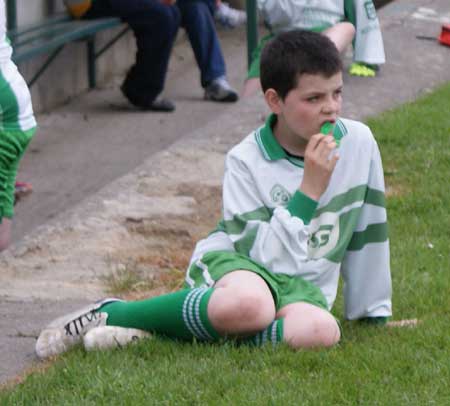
[385,183,409,198]
[105,181,223,298]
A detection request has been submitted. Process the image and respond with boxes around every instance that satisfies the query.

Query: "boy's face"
[269,72,343,145]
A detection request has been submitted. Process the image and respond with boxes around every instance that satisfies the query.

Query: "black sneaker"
[121,84,175,112]
[204,76,238,102]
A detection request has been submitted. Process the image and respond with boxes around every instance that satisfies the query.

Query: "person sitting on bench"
[64,0,238,112]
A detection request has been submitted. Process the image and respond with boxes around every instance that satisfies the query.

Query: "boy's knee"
[344,22,356,34]
[236,292,276,326]
[310,315,341,348]
[210,289,276,331]
[346,23,356,41]
[284,308,341,349]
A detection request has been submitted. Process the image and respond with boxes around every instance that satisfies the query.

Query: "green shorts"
[0,128,35,220]
[184,250,328,311]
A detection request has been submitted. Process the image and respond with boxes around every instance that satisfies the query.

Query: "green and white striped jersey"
[257,0,385,65]
[189,114,392,320]
[0,0,13,63]
[0,0,36,132]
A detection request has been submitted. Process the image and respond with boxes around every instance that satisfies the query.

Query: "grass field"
[1,83,449,405]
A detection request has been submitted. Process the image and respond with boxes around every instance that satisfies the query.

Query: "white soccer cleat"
[35,298,121,359]
[83,326,151,351]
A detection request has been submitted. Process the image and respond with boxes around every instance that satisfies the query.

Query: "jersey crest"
[270,184,291,205]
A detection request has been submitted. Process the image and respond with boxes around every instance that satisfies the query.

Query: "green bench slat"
[8,14,71,42]
[10,16,122,64]
[13,21,86,48]
[5,3,128,88]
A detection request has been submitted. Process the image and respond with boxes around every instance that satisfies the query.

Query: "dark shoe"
[145,97,176,112]
[204,76,238,102]
[121,84,175,112]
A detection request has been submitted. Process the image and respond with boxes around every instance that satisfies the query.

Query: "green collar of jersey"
[255,113,348,163]
[255,114,286,160]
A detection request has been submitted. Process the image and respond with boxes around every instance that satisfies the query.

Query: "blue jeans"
[86,0,226,100]
[177,0,226,87]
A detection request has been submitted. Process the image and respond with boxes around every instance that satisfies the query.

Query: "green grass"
[2,83,450,405]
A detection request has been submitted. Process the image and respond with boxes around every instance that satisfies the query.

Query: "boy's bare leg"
[323,22,355,53]
[0,218,11,252]
[241,77,262,98]
[277,302,341,349]
[208,270,276,335]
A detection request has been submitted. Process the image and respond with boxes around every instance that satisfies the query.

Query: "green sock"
[100,287,220,342]
[240,319,284,347]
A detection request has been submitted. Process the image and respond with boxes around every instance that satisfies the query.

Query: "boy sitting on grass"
[36,29,392,358]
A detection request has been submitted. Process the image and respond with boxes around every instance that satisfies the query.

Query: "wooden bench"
[6,1,129,88]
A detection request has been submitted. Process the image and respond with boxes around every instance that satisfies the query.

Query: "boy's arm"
[340,138,392,322]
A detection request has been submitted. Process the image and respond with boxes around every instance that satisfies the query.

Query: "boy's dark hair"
[260,29,343,100]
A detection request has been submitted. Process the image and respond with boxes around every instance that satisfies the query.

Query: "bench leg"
[87,37,96,89]
[27,47,64,88]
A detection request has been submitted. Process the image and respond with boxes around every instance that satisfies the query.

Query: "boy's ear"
[264,88,283,114]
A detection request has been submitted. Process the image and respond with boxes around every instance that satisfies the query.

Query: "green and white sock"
[241,319,284,347]
[99,287,220,342]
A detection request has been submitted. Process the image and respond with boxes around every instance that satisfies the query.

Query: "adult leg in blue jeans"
[84,0,180,111]
[176,0,238,102]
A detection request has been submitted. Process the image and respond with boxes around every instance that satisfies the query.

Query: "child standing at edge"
[0,0,37,251]
[36,29,391,358]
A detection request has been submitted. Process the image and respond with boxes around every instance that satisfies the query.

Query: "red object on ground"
[438,24,450,47]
